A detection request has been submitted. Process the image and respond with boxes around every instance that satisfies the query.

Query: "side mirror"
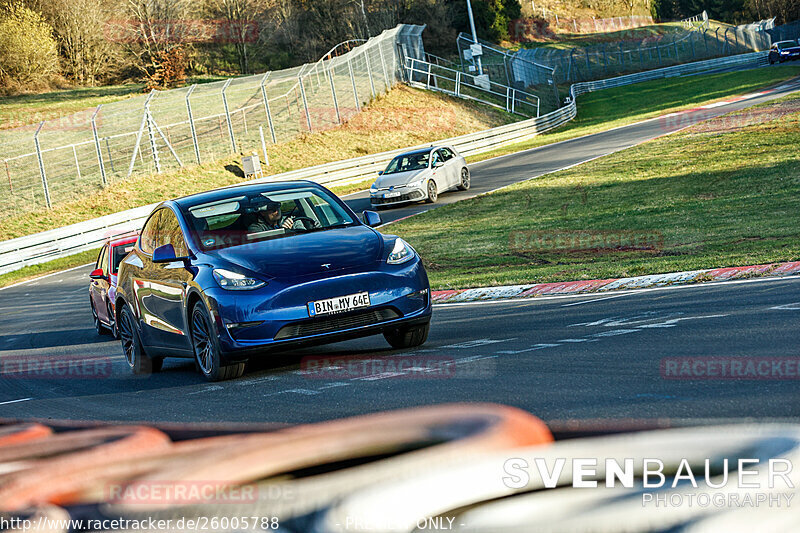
[377,170,384,176]
[152,243,187,264]
[89,268,106,280]
[434,161,444,168]
[362,210,382,227]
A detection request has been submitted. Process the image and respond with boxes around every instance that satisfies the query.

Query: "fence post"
[673,35,679,60]
[511,88,516,114]
[426,62,432,88]
[455,71,461,97]
[72,145,81,182]
[4,159,12,195]
[145,109,161,174]
[348,55,361,111]
[259,125,269,167]
[260,73,277,144]
[185,84,201,164]
[127,92,153,178]
[221,79,237,153]
[327,66,342,124]
[33,121,51,208]
[377,41,389,91]
[298,73,313,133]
[364,49,376,98]
[91,105,107,186]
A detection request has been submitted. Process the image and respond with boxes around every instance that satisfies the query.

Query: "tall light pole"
[466,0,483,75]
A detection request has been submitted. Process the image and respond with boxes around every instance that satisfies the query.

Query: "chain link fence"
[0,24,426,221]
[456,34,561,113]
[503,17,794,85]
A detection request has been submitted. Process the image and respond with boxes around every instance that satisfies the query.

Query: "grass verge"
[391,92,800,290]
[469,65,800,165]
[0,249,98,289]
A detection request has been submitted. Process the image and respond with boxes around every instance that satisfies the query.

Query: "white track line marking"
[771,302,800,310]
[0,398,32,406]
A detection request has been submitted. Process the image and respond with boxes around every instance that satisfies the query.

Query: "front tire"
[457,167,470,191]
[190,301,245,382]
[425,180,438,203]
[119,304,162,375]
[384,323,430,349]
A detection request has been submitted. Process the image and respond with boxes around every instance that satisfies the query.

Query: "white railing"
[0,51,770,276]
[404,57,541,118]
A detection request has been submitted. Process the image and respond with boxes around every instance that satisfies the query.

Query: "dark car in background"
[768,40,800,63]
[114,181,432,381]
[89,234,138,338]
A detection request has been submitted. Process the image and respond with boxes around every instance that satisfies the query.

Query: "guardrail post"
[185,84,201,164]
[33,121,51,208]
[455,71,461,97]
[221,79,237,153]
[72,145,81,182]
[298,73,313,133]
[505,86,510,112]
[91,105,107,186]
[364,49,376,98]
[426,62,432,89]
[327,66,341,124]
[348,55,361,111]
[260,73,277,144]
[510,88,516,114]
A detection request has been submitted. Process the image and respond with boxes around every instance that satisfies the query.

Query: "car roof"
[393,146,446,158]
[171,180,323,208]
[109,234,139,247]
[776,40,797,45]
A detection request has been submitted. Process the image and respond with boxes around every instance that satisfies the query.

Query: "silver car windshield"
[383,151,431,174]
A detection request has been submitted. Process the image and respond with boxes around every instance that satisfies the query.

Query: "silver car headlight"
[387,238,415,265]
[212,268,266,290]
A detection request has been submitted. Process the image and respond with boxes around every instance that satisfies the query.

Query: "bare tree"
[204,0,271,74]
[123,0,194,79]
[31,0,118,85]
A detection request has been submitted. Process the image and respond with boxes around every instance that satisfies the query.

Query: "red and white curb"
[431,261,800,304]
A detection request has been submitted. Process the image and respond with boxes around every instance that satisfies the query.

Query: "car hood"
[205,225,384,280]
[374,169,429,189]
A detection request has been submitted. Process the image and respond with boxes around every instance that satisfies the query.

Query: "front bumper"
[204,258,432,360]
[370,185,427,206]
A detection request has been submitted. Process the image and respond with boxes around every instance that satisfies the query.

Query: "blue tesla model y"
[114,181,432,381]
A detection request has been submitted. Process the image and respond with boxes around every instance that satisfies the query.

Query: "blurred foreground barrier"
[319,424,800,532]
[0,404,551,531]
[0,51,768,277]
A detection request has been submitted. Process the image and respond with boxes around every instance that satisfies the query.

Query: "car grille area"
[274,308,401,340]
[371,191,424,204]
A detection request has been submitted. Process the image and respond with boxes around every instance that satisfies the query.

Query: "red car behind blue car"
[89,234,138,338]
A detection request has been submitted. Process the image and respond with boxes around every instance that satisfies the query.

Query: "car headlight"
[212,268,266,290]
[370,183,378,193]
[387,238,415,265]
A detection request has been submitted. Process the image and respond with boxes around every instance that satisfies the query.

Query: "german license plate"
[308,292,370,317]
[384,191,401,198]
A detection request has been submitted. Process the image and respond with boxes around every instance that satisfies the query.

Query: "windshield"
[776,41,797,49]
[182,187,356,251]
[383,151,431,174]
[110,243,135,274]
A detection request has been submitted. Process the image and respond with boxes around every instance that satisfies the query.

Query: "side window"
[139,210,162,254]
[155,209,189,258]
[96,245,108,271]
[441,147,454,161]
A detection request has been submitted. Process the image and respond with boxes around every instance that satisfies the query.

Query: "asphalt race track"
[1,77,799,425]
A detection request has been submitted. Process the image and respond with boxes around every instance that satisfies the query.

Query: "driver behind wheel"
[248,200,306,232]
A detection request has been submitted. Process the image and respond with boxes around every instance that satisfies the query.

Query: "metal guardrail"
[0,51,771,276]
[404,57,541,117]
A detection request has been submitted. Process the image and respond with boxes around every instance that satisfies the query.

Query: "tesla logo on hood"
[321,263,331,269]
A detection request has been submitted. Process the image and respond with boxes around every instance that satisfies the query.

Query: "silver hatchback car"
[369,146,470,207]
